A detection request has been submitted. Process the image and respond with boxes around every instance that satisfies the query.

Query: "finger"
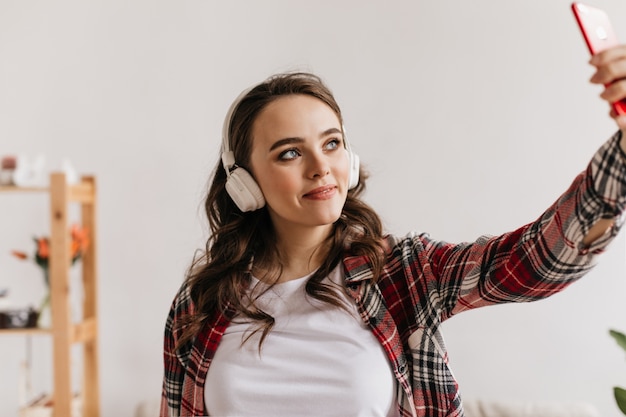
[590,60,626,84]
[600,80,626,103]
[590,45,626,66]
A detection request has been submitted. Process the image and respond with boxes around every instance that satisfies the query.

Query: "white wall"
[1,0,626,416]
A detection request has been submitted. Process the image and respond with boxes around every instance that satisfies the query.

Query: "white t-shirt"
[205,265,400,417]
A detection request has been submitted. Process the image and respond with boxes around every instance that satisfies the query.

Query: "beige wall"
[1,1,626,416]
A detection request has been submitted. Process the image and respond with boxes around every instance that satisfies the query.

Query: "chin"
[313,211,343,226]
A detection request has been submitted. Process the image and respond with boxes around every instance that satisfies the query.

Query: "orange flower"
[70,224,89,260]
[11,250,28,260]
[36,238,50,259]
[11,224,89,278]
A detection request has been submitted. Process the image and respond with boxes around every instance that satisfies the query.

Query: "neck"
[258,223,334,283]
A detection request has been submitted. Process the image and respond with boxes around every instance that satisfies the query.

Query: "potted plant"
[11,224,89,327]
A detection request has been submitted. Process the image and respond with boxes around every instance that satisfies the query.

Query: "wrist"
[620,130,626,158]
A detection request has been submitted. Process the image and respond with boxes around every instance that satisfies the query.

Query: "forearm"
[582,130,626,246]
[582,218,614,246]
[436,132,626,317]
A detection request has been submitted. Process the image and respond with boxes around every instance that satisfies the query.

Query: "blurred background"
[1,0,626,415]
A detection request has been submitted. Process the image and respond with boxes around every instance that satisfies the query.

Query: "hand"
[589,45,626,129]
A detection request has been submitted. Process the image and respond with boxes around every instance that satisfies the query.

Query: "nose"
[307,151,330,180]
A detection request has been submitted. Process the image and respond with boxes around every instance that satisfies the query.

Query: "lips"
[303,185,337,199]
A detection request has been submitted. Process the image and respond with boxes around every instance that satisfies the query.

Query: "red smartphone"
[572,2,626,114]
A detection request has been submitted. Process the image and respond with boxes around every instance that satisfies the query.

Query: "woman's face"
[249,94,350,236]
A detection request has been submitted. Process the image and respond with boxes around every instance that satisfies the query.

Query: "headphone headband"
[221,86,255,174]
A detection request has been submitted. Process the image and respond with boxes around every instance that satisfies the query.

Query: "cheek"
[336,152,351,186]
[248,153,298,198]
[256,166,300,197]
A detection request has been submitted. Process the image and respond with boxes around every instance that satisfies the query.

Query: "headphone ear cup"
[225,167,266,212]
[348,151,360,190]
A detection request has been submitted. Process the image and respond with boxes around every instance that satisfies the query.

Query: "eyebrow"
[269,128,342,152]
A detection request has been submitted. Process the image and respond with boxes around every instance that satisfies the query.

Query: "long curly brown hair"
[176,72,387,350]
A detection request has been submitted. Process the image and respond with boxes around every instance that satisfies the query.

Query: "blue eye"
[279,148,300,161]
[325,139,340,150]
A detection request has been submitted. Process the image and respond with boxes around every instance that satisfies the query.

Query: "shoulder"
[384,232,439,257]
[165,279,195,364]
[169,278,195,319]
[342,232,433,273]
[164,279,196,359]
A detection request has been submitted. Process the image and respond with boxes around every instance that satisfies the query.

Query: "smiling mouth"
[303,185,337,199]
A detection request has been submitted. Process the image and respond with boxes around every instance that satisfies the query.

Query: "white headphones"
[221,86,360,212]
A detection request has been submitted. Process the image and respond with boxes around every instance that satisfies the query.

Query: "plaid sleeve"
[424,131,626,319]
[160,281,194,417]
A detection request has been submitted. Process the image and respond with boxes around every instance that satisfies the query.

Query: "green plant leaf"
[610,329,626,353]
[615,387,626,415]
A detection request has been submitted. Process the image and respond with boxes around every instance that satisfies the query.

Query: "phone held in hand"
[572,2,626,115]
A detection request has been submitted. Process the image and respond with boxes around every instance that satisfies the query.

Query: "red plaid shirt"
[162,132,626,417]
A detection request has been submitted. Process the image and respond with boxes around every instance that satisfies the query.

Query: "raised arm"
[583,45,626,246]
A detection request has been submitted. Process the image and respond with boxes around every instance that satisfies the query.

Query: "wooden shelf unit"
[0,172,100,417]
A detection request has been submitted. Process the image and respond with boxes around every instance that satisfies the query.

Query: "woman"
[161,46,626,416]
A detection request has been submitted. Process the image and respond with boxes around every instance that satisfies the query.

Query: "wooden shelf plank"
[49,173,73,417]
[0,178,93,202]
[0,327,51,335]
[0,185,48,193]
[0,318,99,343]
[71,318,97,344]
[69,182,94,204]
[80,175,100,417]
